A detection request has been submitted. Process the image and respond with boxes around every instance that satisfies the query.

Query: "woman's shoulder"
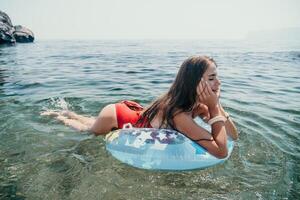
[173,111,193,123]
[173,111,209,138]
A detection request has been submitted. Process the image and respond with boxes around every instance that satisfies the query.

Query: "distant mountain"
[246,27,300,41]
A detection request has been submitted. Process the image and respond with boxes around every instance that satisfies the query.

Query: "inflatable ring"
[105,127,235,170]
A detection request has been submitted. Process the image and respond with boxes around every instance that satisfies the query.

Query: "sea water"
[0,39,299,199]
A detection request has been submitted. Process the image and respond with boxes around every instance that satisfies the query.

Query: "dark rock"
[13,25,34,43]
[0,11,15,44]
[0,11,13,27]
[0,10,34,44]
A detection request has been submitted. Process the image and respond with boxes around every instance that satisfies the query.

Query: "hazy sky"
[2,0,300,40]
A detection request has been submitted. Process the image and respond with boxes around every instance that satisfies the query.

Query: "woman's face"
[201,63,221,94]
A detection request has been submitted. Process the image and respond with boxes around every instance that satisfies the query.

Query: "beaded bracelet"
[208,115,227,125]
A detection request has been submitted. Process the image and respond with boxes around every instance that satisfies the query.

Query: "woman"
[42,56,238,158]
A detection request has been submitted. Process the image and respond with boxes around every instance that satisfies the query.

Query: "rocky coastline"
[0,10,34,44]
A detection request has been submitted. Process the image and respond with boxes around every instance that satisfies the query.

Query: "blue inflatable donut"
[105,120,234,170]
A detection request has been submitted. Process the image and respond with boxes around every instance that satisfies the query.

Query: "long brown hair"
[136,55,217,129]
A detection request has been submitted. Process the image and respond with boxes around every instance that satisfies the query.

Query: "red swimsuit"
[115,100,152,129]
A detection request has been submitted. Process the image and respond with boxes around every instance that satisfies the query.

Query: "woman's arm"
[218,104,239,140]
[172,79,229,158]
[174,107,228,159]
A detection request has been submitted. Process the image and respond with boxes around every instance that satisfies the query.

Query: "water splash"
[41,97,71,112]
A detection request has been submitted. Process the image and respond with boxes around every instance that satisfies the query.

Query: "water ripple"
[1,40,300,199]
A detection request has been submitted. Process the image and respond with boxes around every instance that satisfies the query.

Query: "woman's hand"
[192,103,210,122]
[197,79,219,110]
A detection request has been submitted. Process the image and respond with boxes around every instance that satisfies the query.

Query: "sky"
[1,0,300,40]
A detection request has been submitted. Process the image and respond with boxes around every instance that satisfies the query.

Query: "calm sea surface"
[0,40,299,199]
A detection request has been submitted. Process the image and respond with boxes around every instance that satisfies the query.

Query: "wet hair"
[136,55,217,129]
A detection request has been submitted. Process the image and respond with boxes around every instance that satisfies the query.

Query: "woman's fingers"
[199,92,203,102]
[198,80,211,104]
[197,84,202,96]
[206,81,214,95]
[203,112,210,123]
[204,81,210,96]
[198,79,205,95]
[199,91,205,102]
[198,80,206,104]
